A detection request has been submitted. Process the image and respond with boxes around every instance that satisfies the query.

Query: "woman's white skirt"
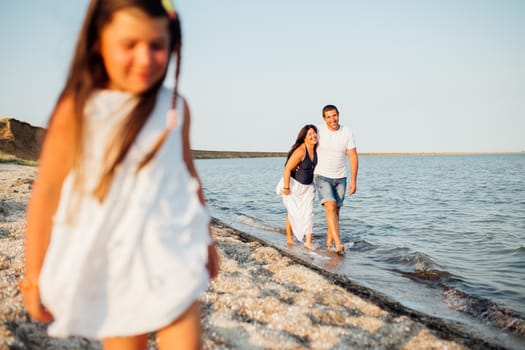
[276,177,315,242]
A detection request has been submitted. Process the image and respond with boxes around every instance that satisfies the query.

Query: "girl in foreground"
[20,1,218,349]
[277,125,318,250]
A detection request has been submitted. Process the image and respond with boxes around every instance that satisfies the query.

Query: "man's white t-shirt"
[314,123,356,179]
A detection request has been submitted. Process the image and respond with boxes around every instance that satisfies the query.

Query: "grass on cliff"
[0,152,37,167]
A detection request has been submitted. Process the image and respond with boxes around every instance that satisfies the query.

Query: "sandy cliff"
[0,118,46,161]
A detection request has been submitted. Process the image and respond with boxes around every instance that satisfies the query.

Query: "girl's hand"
[20,284,53,323]
[282,188,290,195]
[206,241,219,280]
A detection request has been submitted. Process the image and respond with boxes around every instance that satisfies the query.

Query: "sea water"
[196,154,525,348]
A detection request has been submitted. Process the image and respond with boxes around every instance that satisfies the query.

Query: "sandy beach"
[0,163,504,349]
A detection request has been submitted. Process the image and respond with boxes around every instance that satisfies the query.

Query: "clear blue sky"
[1,1,524,153]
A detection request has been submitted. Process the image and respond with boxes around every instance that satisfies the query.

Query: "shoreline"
[0,163,512,349]
[209,218,506,350]
[193,150,524,159]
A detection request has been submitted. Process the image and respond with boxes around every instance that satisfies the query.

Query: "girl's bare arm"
[23,96,75,321]
[180,99,219,280]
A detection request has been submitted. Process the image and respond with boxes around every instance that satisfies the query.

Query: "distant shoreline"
[1,150,523,164]
[192,150,524,159]
[192,150,287,159]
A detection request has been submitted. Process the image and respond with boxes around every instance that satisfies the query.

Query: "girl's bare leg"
[157,301,201,350]
[103,334,148,350]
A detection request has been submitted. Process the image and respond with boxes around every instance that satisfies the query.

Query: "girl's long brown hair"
[52,0,181,203]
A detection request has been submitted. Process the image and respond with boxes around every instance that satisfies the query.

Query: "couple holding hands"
[278,105,359,255]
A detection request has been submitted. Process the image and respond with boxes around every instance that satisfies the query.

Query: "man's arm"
[347,147,359,195]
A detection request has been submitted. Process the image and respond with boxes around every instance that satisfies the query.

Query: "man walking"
[314,105,359,255]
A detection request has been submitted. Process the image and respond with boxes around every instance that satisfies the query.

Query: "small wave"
[383,250,434,270]
[349,239,377,251]
[444,288,525,335]
[344,242,355,250]
[378,250,452,282]
[514,246,525,254]
[370,244,525,335]
[403,269,451,281]
[236,214,284,234]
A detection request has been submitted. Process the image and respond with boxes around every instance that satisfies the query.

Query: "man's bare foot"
[335,245,345,256]
[287,240,294,247]
[326,231,333,247]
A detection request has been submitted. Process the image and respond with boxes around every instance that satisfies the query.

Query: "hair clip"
[161,0,177,19]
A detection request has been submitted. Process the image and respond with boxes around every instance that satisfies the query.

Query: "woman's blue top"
[291,148,317,185]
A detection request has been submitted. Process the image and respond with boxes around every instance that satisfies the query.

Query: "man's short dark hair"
[322,104,339,117]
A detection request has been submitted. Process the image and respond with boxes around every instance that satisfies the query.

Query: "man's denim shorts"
[314,175,347,207]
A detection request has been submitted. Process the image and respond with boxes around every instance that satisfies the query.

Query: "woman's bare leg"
[285,216,294,246]
[304,233,314,250]
[156,301,202,350]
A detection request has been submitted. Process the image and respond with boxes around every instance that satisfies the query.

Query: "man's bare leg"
[324,202,343,250]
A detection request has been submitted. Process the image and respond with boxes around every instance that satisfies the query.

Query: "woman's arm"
[23,96,75,322]
[282,146,305,195]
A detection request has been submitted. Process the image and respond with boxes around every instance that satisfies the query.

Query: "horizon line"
[192,150,525,158]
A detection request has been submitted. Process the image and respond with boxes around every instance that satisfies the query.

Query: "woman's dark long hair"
[285,124,318,165]
[52,0,182,202]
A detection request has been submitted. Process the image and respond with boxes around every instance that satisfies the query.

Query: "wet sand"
[0,163,504,349]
